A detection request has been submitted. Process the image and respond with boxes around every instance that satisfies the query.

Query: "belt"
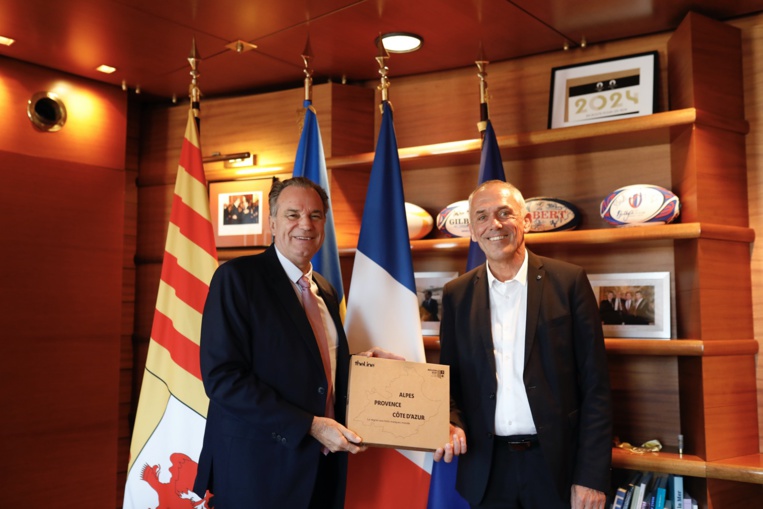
[495,434,539,452]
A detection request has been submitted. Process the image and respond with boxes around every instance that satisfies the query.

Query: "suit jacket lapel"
[471,266,497,381]
[525,250,544,367]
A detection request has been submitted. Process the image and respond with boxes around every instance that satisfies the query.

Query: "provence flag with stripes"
[123,108,217,509]
[344,100,432,508]
[427,119,505,509]
[292,99,345,316]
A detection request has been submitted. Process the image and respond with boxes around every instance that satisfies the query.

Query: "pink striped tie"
[298,275,334,420]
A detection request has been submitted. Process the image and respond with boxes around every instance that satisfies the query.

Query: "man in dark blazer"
[194,177,399,508]
[434,180,612,509]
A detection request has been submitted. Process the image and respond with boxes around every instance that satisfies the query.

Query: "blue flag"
[466,119,506,270]
[427,119,505,509]
[293,99,345,315]
[344,100,430,508]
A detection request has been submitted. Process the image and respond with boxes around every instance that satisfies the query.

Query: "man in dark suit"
[434,180,612,509]
[194,177,400,509]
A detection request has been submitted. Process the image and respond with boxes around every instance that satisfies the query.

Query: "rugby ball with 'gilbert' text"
[405,202,434,240]
[436,200,471,237]
[600,184,680,226]
[526,197,580,232]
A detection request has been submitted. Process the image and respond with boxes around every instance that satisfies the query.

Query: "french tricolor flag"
[344,100,432,507]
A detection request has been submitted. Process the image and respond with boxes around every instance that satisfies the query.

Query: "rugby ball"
[405,202,434,240]
[600,184,680,226]
[526,197,580,232]
[436,200,471,238]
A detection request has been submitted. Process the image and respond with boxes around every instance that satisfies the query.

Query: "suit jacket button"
[281,437,287,444]
[489,393,495,399]
[318,386,326,395]
[486,432,493,439]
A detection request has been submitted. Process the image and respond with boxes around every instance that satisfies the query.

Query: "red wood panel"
[0,150,124,507]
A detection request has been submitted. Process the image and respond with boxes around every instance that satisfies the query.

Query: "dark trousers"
[471,438,569,509]
[309,451,341,509]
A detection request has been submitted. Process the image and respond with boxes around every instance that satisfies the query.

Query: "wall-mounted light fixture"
[27,91,67,132]
[203,151,256,168]
[377,32,423,53]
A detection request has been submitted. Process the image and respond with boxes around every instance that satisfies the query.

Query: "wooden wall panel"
[0,58,126,508]
[733,12,763,453]
[0,56,126,169]
[0,153,124,508]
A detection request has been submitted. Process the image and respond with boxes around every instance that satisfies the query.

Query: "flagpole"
[302,36,313,103]
[376,36,391,107]
[476,57,489,136]
[188,38,201,127]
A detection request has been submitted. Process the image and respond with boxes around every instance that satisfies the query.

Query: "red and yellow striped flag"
[124,108,217,509]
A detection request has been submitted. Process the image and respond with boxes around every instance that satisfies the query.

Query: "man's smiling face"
[270,185,326,272]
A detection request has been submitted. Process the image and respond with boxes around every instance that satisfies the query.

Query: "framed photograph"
[414,271,458,336]
[209,177,277,248]
[589,272,670,339]
[548,51,658,129]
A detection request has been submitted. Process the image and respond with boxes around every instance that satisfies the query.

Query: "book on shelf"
[620,471,642,509]
[669,474,684,509]
[611,485,628,509]
[632,471,652,509]
[653,473,669,509]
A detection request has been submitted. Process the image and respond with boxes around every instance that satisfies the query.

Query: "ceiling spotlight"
[378,32,423,53]
[96,64,117,74]
[0,35,15,46]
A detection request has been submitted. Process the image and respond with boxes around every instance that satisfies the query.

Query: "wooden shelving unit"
[204,13,762,505]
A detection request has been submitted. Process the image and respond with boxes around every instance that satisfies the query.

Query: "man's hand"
[356,346,405,361]
[433,424,467,463]
[310,416,368,454]
[571,484,605,509]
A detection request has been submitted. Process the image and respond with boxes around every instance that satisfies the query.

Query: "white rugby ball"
[405,202,434,240]
[600,184,680,226]
[436,200,471,238]
[526,197,580,232]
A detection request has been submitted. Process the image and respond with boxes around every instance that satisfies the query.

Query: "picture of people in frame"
[222,193,260,226]
[597,285,655,325]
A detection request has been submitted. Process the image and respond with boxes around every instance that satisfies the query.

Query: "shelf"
[612,448,763,485]
[612,447,706,478]
[325,108,749,171]
[706,454,763,484]
[604,339,759,356]
[192,108,752,186]
[423,337,758,357]
[336,222,755,255]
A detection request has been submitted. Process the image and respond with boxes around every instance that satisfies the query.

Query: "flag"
[123,108,218,509]
[426,119,505,509]
[292,99,345,316]
[344,101,432,508]
[466,119,506,269]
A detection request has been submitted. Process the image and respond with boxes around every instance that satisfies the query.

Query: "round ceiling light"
[379,32,423,53]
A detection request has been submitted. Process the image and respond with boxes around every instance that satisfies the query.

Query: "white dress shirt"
[486,251,537,436]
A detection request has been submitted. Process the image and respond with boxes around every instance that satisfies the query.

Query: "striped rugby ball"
[405,202,434,240]
[600,184,680,226]
[526,197,580,232]
[436,200,471,238]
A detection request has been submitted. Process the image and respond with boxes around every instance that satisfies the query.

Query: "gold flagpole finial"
[376,35,391,104]
[301,36,314,103]
[476,45,489,133]
[188,37,202,107]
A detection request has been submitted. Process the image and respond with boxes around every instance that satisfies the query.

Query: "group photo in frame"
[588,271,671,339]
[414,271,458,336]
[548,51,658,129]
[209,177,277,248]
